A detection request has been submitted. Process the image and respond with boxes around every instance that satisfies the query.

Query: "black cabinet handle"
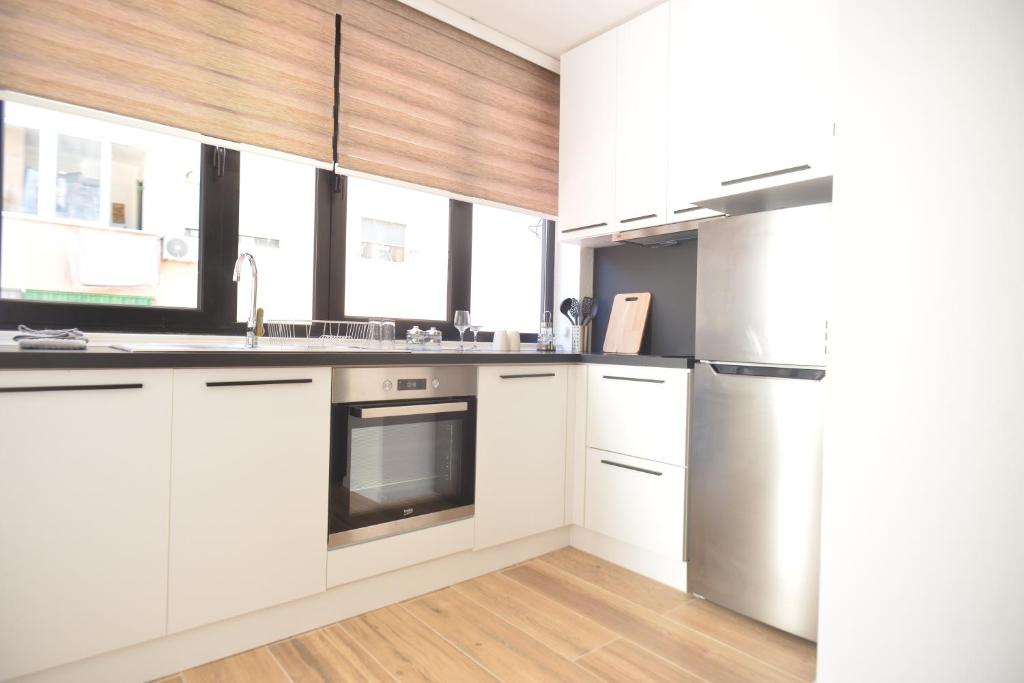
[0,383,143,393]
[673,206,703,215]
[562,222,608,233]
[722,164,810,186]
[619,213,658,223]
[206,378,313,387]
[601,459,663,476]
[602,375,665,384]
[499,373,556,380]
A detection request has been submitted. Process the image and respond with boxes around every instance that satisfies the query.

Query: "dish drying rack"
[262,320,375,347]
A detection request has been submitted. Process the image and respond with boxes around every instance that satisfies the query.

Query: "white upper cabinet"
[167,367,331,633]
[615,2,671,231]
[0,370,173,681]
[668,0,836,207]
[475,366,568,549]
[559,28,617,239]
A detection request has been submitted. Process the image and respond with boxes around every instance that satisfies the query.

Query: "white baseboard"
[569,525,688,592]
[13,527,570,683]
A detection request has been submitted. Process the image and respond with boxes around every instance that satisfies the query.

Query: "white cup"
[507,330,521,352]
[492,330,509,352]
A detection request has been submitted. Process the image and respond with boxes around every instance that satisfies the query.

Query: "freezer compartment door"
[695,203,829,366]
[687,361,824,641]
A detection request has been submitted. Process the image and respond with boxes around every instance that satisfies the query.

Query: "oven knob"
[432,378,440,389]
[382,379,393,391]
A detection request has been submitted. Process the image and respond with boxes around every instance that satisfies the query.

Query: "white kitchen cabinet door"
[668,0,836,206]
[167,367,330,633]
[615,2,670,232]
[475,366,568,549]
[587,365,691,467]
[585,448,686,560]
[0,370,173,680]
[559,29,617,240]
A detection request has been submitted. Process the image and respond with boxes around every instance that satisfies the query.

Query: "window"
[1,97,553,336]
[470,204,545,334]
[236,152,316,322]
[1,101,203,309]
[3,124,39,214]
[344,176,450,321]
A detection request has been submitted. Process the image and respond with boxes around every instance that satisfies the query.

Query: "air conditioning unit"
[162,235,199,263]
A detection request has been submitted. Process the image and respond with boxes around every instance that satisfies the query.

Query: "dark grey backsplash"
[592,239,698,356]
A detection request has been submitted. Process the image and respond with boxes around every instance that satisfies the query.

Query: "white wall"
[818,2,1024,681]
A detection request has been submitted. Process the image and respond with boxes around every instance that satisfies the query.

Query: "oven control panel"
[332,366,477,403]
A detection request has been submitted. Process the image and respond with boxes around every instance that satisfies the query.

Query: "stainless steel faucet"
[232,253,258,348]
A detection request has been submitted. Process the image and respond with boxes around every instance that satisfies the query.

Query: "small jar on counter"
[406,325,425,347]
[425,326,443,348]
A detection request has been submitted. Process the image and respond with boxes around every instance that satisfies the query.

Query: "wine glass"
[454,310,471,351]
[469,324,483,350]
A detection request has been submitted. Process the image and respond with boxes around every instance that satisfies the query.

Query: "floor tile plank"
[539,547,692,614]
[403,588,601,682]
[453,571,617,659]
[269,623,395,682]
[578,638,705,683]
[182,647,290,683]
[667,598,817,681]
[341,605,496,682]
[504,560,798,683]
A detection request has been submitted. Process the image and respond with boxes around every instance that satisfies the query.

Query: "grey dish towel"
[13,325,89,351]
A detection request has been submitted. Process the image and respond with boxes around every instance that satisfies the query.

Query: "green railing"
[22,289,154,306]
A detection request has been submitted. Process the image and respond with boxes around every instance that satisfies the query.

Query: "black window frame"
[0,99,250,333]
[1,99,554,339]
[323,173,555,342]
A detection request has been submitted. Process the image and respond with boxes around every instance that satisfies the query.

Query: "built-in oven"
[328,366,476,549]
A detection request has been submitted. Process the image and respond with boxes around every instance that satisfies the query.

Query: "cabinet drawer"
[587,365,690,466]
[584,448,685,560]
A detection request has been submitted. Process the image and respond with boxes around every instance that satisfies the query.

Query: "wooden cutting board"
[602,292,651,354]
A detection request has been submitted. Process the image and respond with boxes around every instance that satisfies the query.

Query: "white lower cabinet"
[585,448,686,560]
[167,367,331,633]
[0,370,173,680]
[475,366,568,549]
[587,364,690,466]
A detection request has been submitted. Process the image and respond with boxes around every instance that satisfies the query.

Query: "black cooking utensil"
[585,296,598,327]
[579,297,594,326]
[559,298,576,325]
[569,298,580,325]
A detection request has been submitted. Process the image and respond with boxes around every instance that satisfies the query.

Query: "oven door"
[328,397,476,548]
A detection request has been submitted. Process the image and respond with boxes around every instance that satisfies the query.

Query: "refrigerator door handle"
[705,362,826,381]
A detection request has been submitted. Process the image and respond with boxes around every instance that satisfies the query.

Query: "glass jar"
[425,326,443,348]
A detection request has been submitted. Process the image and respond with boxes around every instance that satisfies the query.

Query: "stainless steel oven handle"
[351,401,469,419]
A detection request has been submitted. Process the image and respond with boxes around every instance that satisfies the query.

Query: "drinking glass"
[381,320,396,348]
[454,310,471,351]
[469,324,483,350]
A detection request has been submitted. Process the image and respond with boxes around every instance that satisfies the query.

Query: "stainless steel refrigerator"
[688,202,829,642]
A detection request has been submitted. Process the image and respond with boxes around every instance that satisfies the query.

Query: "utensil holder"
[571,325,582,353]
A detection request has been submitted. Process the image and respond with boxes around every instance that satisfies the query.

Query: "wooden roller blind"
[0,0,336,162]
[338,0,560,216]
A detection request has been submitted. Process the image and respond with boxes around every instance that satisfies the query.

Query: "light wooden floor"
[159,548,816,683]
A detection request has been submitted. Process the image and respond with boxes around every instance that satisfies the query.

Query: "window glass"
[1,101,202,308]
[2,124,39,214]
[56,134,101,221]
[470,204,543,333]
[344,176,449,321]
[236,152,316,322]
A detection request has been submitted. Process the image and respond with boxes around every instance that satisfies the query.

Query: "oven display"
[397,378,427,391]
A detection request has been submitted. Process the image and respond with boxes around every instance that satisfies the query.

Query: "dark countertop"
[0,345,694,370]
[582,353,694,369]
